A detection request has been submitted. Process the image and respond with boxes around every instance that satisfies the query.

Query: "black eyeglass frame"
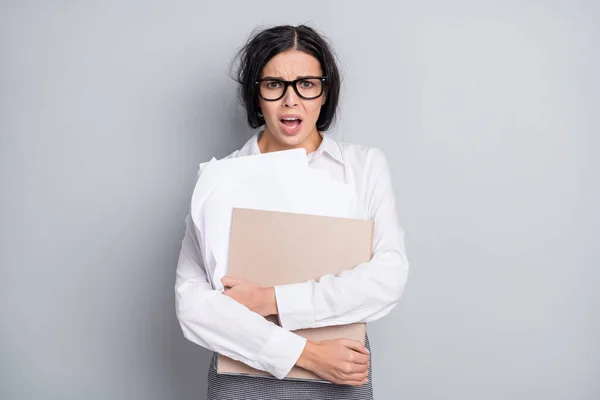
[255,76,327,101]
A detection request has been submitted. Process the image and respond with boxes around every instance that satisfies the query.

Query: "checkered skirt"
[206,334,374,400]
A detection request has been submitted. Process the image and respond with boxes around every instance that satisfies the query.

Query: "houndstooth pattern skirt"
[207,334,373,400]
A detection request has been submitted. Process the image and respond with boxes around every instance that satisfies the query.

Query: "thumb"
[221,276,241,288]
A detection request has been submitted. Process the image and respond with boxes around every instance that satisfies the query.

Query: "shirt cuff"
[274,282,315,331]
[257,327,307,380]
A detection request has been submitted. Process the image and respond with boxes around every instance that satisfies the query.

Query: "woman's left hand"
[221,276,278,317]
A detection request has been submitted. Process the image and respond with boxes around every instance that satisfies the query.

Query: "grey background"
[1,1,598,399]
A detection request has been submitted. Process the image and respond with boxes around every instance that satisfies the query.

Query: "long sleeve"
[273,147,409,331]
[174,213,307,379]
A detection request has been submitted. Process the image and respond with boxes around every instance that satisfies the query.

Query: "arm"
[177,214,371,386]
[273,148,409,331]
[174,213,307,379]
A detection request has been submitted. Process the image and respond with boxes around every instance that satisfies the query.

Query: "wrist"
[262,287,278,316]
[296,340,318,371]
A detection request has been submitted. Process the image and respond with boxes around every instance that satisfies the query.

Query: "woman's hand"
[221,276,277,317]
[296,339,370,386]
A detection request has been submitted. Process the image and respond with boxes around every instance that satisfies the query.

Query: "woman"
[175,25,409,399]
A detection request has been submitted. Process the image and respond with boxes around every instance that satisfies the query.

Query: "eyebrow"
[260,75,322,80]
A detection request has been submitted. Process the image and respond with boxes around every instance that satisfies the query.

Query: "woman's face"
[258,50,326,151]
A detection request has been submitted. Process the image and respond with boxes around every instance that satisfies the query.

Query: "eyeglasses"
[255,76,327,101]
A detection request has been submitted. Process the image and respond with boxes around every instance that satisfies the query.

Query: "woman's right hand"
[296,339,370,386]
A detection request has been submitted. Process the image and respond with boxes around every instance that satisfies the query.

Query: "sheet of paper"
[202,166,357,290]
[189,149,310,286]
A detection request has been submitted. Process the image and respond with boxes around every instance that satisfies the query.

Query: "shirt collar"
[238,131,344,164]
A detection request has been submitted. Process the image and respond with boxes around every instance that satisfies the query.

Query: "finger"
[343,361,369,374]
[343,369,369,379]
[340,375,369,387]
[350,378,369,387]
[221,276,241,288]
[342,339,370,355]
[350,351,369,365]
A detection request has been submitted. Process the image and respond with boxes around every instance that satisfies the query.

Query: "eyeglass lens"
[258,78,323,100]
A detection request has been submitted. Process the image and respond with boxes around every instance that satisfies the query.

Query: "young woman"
[175,24,409,400]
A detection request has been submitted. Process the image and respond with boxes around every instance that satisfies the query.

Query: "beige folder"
[217,207,374,381]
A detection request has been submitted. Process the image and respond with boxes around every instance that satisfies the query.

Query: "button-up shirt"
[174,132,409,379]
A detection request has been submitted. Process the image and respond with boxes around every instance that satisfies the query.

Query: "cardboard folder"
[217,207,374,381]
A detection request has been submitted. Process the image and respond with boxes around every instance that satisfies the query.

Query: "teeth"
[282,118,298,121]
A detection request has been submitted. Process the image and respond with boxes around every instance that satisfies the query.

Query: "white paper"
[203,168,356,290]
[189,148,357,291]
[190,149,309,273]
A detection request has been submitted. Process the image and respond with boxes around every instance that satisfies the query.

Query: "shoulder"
[336,139,391,173]
[335,139,396,218]
[222,149,241,160]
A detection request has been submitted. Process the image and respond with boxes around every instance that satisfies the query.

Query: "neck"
[257,127,322,154]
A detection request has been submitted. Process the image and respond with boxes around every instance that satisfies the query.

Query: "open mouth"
[280,117,303,135]
[281,117,302,128]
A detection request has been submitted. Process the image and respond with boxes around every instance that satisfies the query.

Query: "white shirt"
[174,132,409,380]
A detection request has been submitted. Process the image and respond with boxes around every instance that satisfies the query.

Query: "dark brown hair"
[232,25,341,131]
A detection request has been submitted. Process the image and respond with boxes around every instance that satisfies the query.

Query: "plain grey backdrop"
[1,1,598,399]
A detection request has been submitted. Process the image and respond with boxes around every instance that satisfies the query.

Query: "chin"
[279,132,308,146]
[269,127,310,147]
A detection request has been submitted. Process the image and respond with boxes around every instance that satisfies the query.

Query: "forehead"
[261,50,322,78]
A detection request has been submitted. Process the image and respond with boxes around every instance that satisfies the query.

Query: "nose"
[282,83,299,108]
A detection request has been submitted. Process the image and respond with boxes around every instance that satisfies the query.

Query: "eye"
[265,81,282,89]
[299,80,314,88]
